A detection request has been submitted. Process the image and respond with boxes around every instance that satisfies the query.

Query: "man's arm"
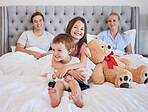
[15,43,42,59]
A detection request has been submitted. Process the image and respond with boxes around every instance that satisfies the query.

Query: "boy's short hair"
[52,33,74,51]
[31,12,44,23]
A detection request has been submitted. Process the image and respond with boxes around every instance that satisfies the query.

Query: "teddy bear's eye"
[101,46,104,48]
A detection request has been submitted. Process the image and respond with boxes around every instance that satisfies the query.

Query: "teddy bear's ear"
[85,47,91,58]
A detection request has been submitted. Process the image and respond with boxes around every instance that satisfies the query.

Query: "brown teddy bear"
[85,39,148,88]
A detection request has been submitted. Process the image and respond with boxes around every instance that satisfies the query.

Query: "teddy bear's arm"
[92,63,105,84]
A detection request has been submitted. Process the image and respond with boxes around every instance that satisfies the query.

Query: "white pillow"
[124,29,136,54]
[112,50,125,56]
[87,29,136,54]
[87,34,96,43]
[11,46,16,52]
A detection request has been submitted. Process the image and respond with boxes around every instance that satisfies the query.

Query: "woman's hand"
[125,43,132,54]
[124,52,130,55]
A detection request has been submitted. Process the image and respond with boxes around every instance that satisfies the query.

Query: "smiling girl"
[52,16,88,81]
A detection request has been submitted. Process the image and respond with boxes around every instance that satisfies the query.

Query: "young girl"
[52,16,88,81]
[96,13,132,54]
[48,33,83,108]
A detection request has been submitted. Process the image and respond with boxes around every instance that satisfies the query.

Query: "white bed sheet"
[0,49,148,112]
[0,52,36,76]
[0,75,148,112]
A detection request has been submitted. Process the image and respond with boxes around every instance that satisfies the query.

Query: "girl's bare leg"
[48,81,65,108]
[69,80,83,108]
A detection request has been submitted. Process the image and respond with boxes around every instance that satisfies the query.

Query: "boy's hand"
[41,73,48,78]
[52,73,57,79]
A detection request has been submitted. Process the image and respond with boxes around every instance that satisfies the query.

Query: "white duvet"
[0,48,148,112]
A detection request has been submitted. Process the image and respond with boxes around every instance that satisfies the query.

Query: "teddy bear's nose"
[108,45,111,49]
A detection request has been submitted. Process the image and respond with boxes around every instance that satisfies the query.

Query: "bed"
[0,6,148,112]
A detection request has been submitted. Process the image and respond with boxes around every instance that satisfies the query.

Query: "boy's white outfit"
[47,56,92,89]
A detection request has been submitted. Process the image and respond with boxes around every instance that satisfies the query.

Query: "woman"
[15,12,54,59]
[96,13,132,54]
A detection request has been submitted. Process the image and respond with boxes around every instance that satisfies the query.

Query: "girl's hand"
[56,66,69,79]
[70,70,86,81]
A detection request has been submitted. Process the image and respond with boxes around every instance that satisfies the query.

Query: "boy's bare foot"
[48,87,60,108]
[69,91,83,108]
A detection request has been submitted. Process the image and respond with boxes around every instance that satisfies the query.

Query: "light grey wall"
[0,0,148,54]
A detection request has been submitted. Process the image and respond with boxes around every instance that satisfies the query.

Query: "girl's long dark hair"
[66,16,87,56]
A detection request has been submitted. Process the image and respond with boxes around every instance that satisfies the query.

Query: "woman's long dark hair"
[66,16,87,56]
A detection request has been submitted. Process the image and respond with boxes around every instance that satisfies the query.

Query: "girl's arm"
[52,51,87,79]
[125,43,132,54]
[66,51,87,69]
[52,56,64,70]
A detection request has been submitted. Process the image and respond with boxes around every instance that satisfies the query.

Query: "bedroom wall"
[0,0,148,55]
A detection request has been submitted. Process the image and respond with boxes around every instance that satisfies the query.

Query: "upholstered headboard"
[0,6,140,56]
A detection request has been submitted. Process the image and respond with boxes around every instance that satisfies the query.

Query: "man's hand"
[41,52,51,57]
[15,43,42,59]
[29,51,42,59]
